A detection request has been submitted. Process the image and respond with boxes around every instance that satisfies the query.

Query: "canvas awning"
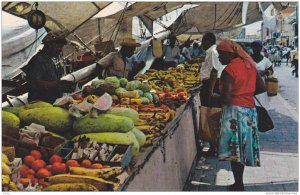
[2,2,112,34]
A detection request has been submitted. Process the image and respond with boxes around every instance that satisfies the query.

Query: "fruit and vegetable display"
[2,61,201,191]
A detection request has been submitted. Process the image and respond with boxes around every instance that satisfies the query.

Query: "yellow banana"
[2,153,11,165]
[43,183,98,191]
[8,181,18,191]
[2,175,10,185]
[69,167,123,179]
[2,162,11,175]
[47,174,116,191]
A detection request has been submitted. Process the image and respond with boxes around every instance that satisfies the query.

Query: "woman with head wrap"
[210,39,265,191]
[251,40,273,110]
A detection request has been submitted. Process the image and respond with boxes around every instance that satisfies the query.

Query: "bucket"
[265,76,278,96]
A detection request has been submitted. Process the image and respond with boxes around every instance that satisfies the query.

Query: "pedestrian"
[199,32,225,156]
[268,47,276,66]
[21,31,76,103]
[286,45,291,66]
[95,37,145,79]
[210,39,264,191]
[292,48,298,78]
[251,40,273,110]
[275,47,282,66]
[162,36,180,70]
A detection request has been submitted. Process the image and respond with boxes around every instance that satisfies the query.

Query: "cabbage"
[143,93,153,103]
[140,83,151,93]
[91,79,105,88]
[125,81,138,91]
[137,90,144,97]
[141,97,150,104]
[115,87,127,96]
[105,76,120,88]
[119,78,128,88]
[152,93,159,103]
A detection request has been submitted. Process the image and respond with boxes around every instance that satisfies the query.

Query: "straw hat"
[120,38,141,47]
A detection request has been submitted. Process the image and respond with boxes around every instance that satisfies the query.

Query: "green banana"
[43,183,98,191]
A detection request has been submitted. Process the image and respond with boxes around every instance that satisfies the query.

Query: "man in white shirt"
[181,40,192,62]
[199,32,225,156]
[163,36,180,70]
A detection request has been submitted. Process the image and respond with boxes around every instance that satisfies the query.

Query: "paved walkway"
[185,90,299,192]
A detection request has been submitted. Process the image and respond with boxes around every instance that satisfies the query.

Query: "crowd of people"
[21,30,298,192]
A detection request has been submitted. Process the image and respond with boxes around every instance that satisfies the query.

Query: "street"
[185,62,299,192]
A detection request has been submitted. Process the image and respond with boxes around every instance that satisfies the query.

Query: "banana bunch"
[2,174,18,191]
[47,174,117,191]
[69,167,123,179]
[84,95,99,104]
[43,183,98,191]
[2,153,12,175]
[2,153,17,191]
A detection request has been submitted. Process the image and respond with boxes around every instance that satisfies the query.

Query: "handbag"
[254,96,274,132]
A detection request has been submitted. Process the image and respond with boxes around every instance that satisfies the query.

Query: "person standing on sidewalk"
[251,40,273,110]
[199,32,225,156]
[292,48,298,78]
[210,39,264,191]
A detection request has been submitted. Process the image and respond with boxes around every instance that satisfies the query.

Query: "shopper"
[292,48,298,78]
[21,31,76,103]
[211,39,263,191]
[190,42,204,58]
[95,38,144,79]
[268,47,276,66]
[251,40,273,110]
[199,32,225,156]
[180,40,192,62]
[163,36,180,69]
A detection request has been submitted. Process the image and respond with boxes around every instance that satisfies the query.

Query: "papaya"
[107,108,139,123]
[2,111,20,129]
[131,128,146,147]
[19,107,73,134]
[2,101,52,116]
[2,107,24,116]
[73,114,134,134]
[73,131,140,157]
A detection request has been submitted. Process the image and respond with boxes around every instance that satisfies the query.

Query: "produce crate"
[2,126,67,159]
[57,141,133,168]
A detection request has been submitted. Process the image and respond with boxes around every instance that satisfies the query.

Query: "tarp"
[167,2,294,36]
[2,2,112,34]
[2,12,46,79]
[67,2,187,49]
[168,2,262,36]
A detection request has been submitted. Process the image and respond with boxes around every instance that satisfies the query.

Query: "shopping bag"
[198,106,221,144]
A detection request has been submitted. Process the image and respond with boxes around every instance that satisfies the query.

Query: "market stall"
[2,2,293,192]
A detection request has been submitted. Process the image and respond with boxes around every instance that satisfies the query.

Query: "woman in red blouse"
[211,39,263,191]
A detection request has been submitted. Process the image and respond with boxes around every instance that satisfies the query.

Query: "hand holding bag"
[254,96,274,132]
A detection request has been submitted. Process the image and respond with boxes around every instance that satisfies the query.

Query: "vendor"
[163,36,180,70]
[190,42,204,58]
[95,38,145,79]
[180,39,192,63]
[22,32,76,104]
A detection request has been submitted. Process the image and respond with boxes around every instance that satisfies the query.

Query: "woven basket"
[265,76,278,96]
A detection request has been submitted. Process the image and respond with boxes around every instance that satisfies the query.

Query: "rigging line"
[109,2,128,42]
[217,3,241,26]
[213,3,217,30]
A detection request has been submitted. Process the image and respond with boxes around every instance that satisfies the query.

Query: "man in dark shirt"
[22,32,75,103]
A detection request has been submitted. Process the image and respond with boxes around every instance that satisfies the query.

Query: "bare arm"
[210,71,233,106]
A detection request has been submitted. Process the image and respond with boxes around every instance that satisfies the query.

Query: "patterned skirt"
[218,105,260,167]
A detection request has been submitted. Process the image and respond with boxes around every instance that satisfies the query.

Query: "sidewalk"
[185,93,299,192]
